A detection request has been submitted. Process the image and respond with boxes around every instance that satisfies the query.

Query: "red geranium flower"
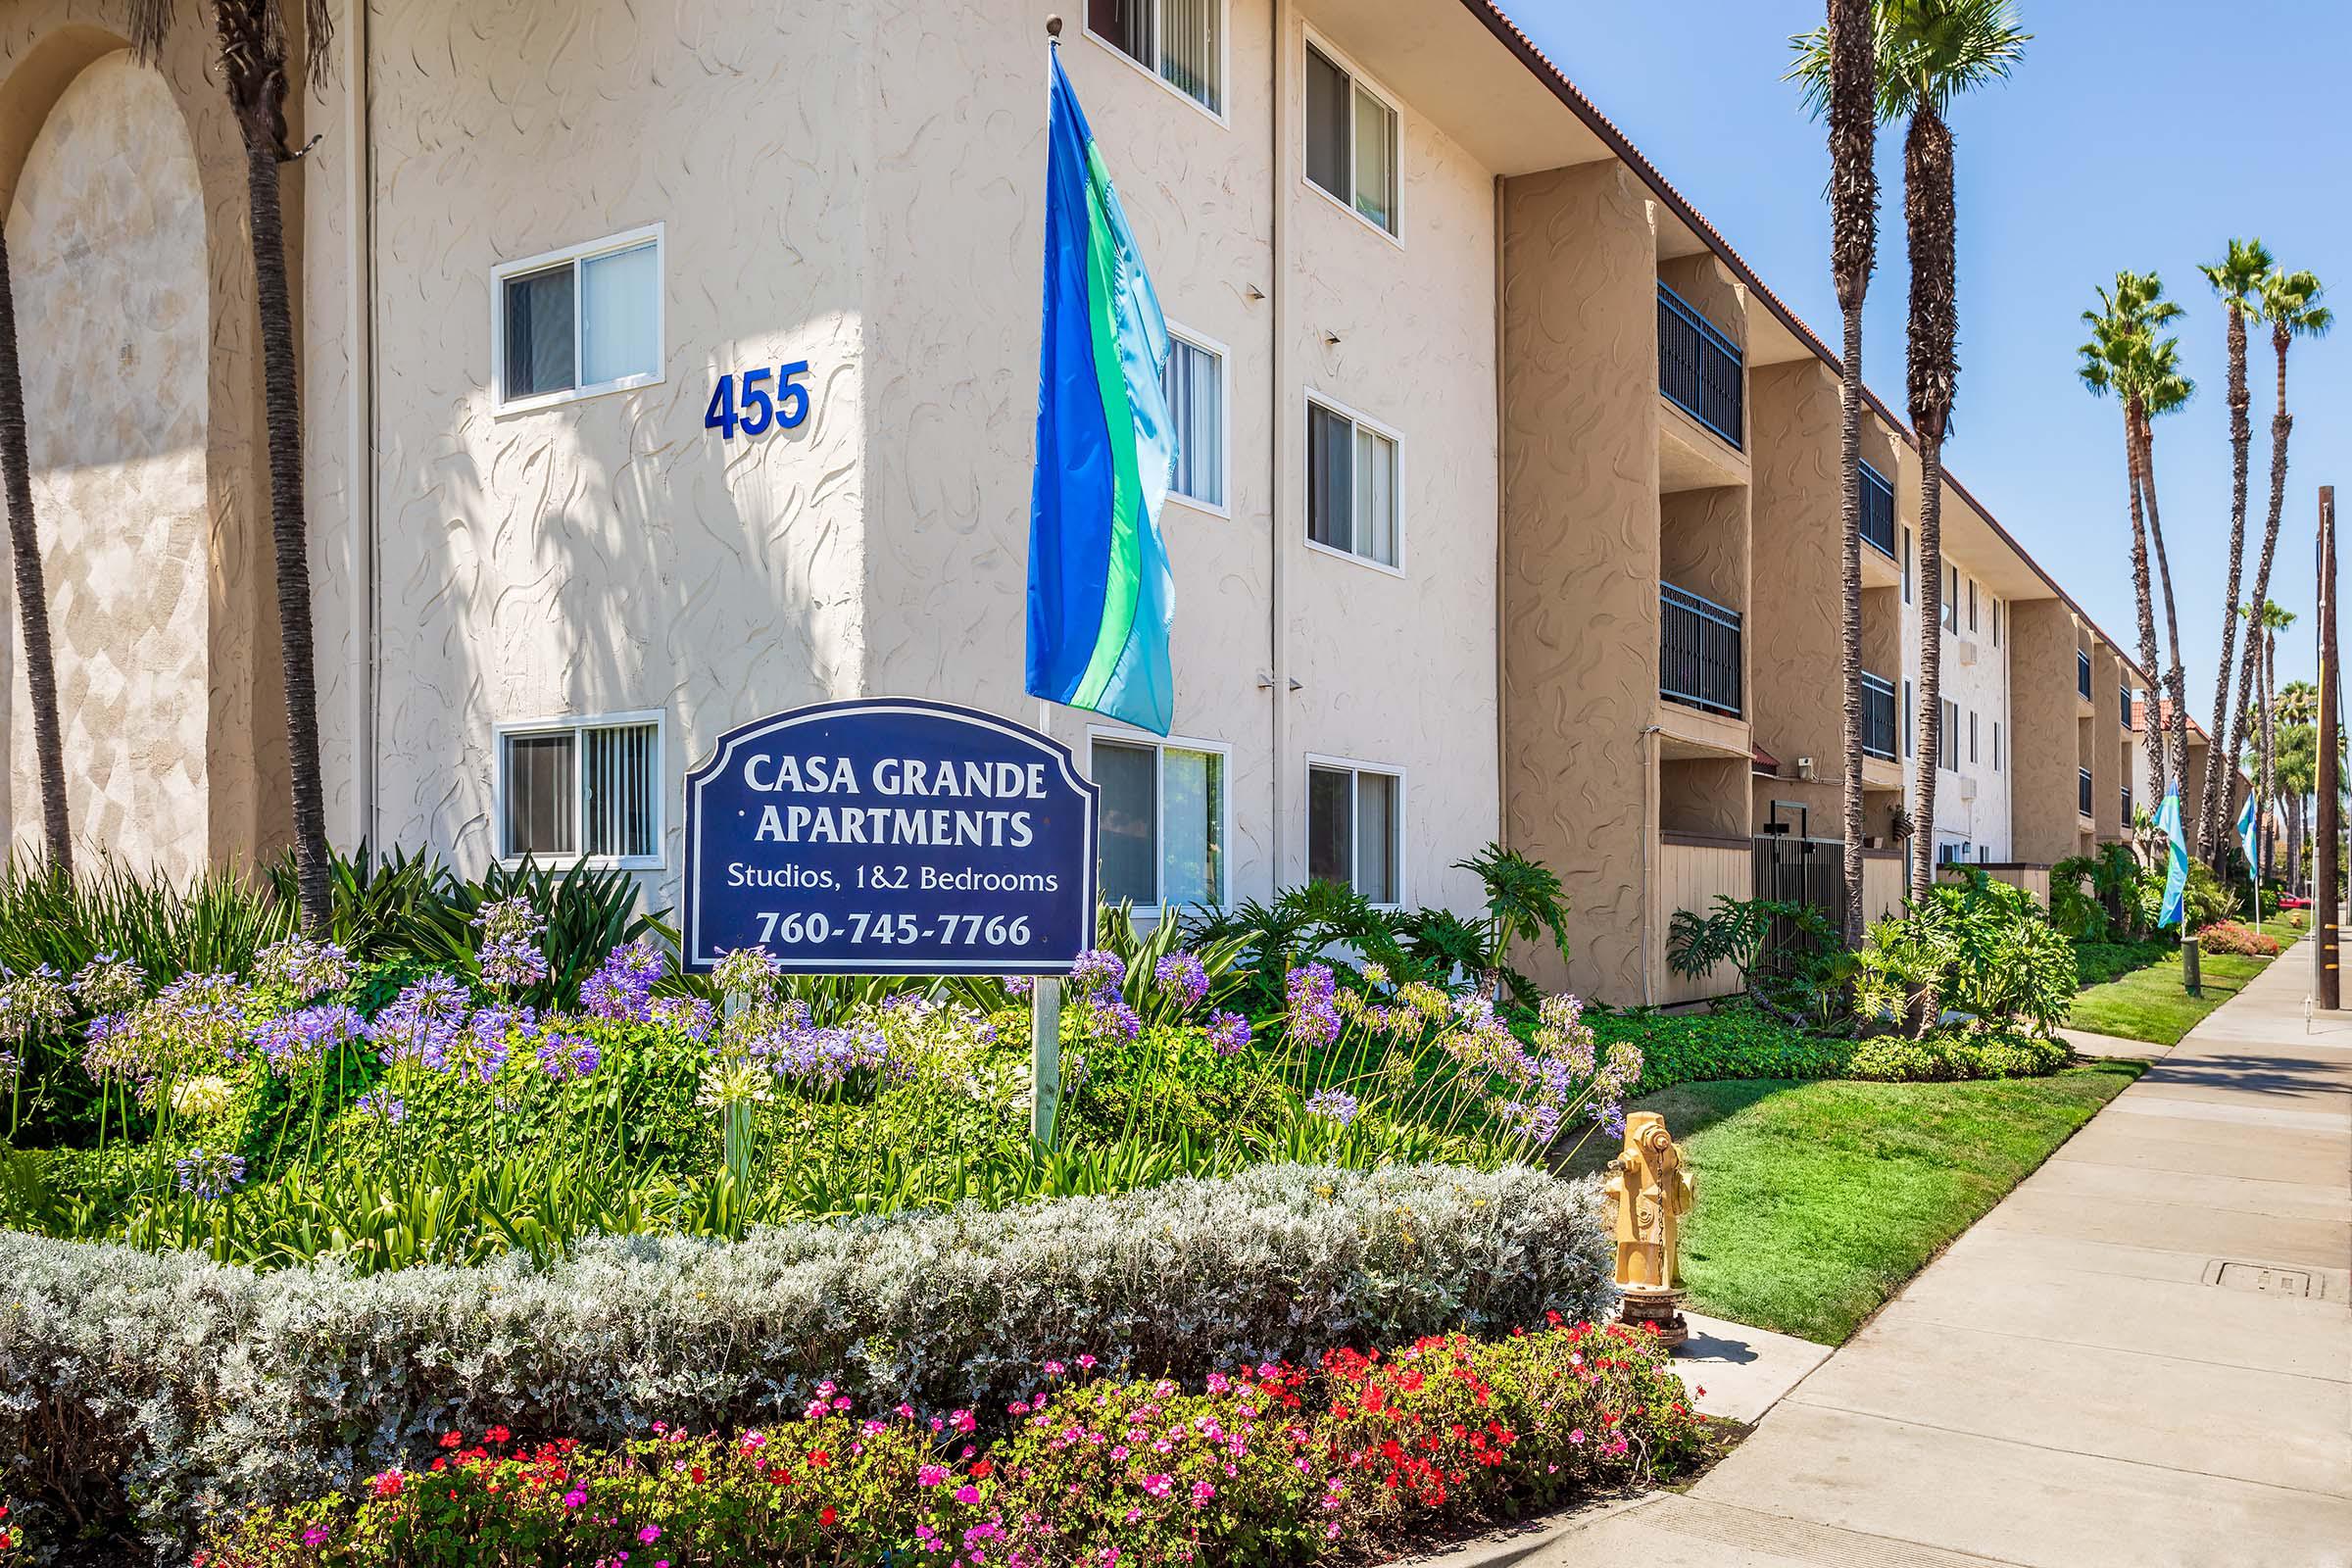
[439,1431,464,1449]
[820,1506,838,1527]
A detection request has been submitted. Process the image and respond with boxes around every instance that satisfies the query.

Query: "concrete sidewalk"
[1533,940,2352,1568]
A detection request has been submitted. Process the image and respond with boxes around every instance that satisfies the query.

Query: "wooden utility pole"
[2318,486,2340,1010]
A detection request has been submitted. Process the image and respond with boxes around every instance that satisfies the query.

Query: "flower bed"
[188,1321,1702,1568]
[2196,920,2280,957]
[0,1161,1613,1552]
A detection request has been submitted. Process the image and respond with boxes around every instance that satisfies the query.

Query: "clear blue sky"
[1505,0,2343,726]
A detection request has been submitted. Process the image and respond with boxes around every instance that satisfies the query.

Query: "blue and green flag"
[2157,785,2189,929]
[1026,48,1178,736]
[2235,790,2260,875]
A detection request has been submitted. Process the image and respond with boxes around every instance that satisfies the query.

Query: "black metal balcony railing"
[1860,463,1896,560]
[1861,671,1897,761]
[1660,582,1742,718]
[1657,283,1743,449]
[2077,649,2093,700]
[2080,766,2094,817]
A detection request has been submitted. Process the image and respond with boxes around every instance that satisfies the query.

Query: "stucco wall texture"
[347,0,1499,918]
[1499,160,1659,1004]
[5,52,209,877]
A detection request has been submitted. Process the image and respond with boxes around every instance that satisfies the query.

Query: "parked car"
[2279,893,2311,910]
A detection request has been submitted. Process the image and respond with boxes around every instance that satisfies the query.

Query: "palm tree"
[1786,0,1879,944]
[2222,267,2329,829]
[0,230,70,875]
[2193,240,2274,858]
[1792,1,2026,911]
[2079,272,2184,807]
[130,0,335,930]
[2132,333,2196,808]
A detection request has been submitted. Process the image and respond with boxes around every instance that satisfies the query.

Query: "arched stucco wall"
[0,8,315,873]
[6,50,210,874]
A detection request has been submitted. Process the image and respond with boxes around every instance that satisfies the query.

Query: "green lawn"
[2065,923,2298,1047]
[1570,1065,2142,1346]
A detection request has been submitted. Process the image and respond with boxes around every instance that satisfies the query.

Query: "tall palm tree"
[2194,239,2274,859]
[0,230,70,875]
[2222,267,2329,831]
[2273,710,2318,895]
[2079,272,2184,808]
[1786,0,1879,944]
[1875,0,2028,904]
[1792,1,2026,911]
[130,0,334,930]
[2132,333,2196,807]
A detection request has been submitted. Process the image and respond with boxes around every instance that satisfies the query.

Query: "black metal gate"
[1753,800,1847,962]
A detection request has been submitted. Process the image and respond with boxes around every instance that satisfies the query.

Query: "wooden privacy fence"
[1657,832,1753,1004]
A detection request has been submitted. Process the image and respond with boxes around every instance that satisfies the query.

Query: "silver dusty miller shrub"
[0,1160,1612,1553]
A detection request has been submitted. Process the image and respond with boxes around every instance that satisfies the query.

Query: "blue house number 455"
[706,362,812,439]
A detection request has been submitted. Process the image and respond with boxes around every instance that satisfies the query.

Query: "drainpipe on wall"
[1492,174,1506,852]
[343,0,377,852]
[1265,0,1291,889]
[1639,723,1662,1005]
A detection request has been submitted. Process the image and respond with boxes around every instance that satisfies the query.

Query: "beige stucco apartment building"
[0,0,2191,1004]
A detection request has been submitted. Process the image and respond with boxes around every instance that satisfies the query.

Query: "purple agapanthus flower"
[356,1089,405,1125]
[368,973,470,1071]
[1152,954,1210,1010]
[174,1147,247,1200]
[1285,963,1342,1052]
[1069,949,1126,994]
[478,937,550,991]
[1207,1010,1251,1057]
[251,1004,367,1076]
[646,995,716,1043]
[1304,1088,1360,1126]
[532,1028,601,1083]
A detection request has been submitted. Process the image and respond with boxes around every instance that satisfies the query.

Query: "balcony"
[1860,463,1896,560]
[2079,766,2094,819]
[1861,671,1897,761]
[1660,582,1741,718]
[1657,283,1742,450]
[2077,649,2093,701]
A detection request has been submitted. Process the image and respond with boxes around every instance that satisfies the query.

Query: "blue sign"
[682,698,1099,974]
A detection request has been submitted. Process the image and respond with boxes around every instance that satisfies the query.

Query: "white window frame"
[1303,752,1407,908]
[492,708,666,871]
[1084,0,1231,125]
[1300,28,1403,246]
[1301,388,1405,577]
[1085,725,1234,917]
[1162,320,1233,520]
[490,222,666,416]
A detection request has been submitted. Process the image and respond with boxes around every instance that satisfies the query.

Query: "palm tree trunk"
[1838,303,1866,943]
[1827,0,1876,945]
[2123,402,2165,806]
[223,33,332,933]
[1905,106,1956,906]
[2225,332,2294,823]
[0,228,71,876]
[2259,630,2277,880]
[2139,416,2191,810]
[2198,301,2254,858]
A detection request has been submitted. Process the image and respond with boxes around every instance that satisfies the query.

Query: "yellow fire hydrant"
[1602,1110,1695,1346]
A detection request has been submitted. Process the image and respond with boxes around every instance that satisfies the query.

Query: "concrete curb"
[1382,1494,1661,1568]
